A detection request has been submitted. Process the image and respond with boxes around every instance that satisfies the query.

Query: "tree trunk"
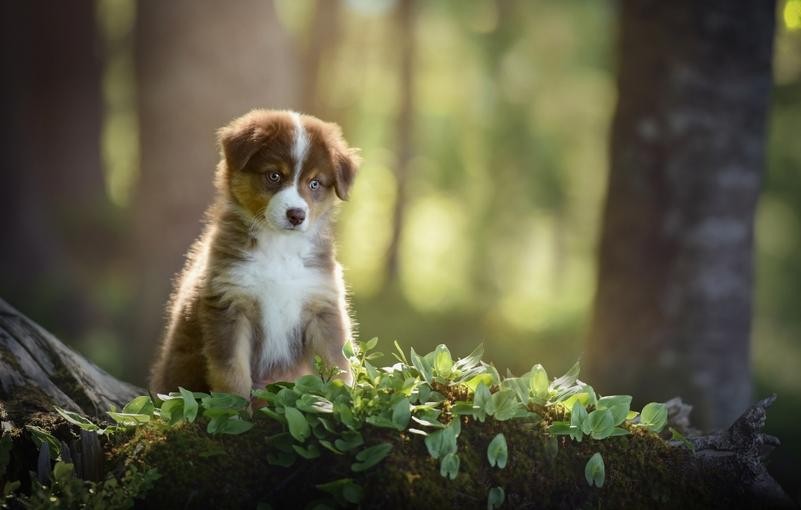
[383,0,416,286]
[0,298,140,424]
[0,0,114,348]
[586,0,776,430]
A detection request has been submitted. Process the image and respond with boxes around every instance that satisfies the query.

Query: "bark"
[586,0,776,430]
[0,299,793,508]
[384,0,417,285]
[130,0,300,381]
[0,298,140,425]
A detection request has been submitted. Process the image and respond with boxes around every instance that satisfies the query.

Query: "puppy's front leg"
[201,304,253,398]
[303,302,353,385]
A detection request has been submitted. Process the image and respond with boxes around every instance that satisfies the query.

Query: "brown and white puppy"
[149,109,360,397]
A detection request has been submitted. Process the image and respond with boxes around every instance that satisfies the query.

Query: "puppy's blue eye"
[309,179,321,190]
[268,172,281,183]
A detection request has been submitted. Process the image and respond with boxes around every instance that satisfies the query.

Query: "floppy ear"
[217,121,269,172]
[333,147,361,201]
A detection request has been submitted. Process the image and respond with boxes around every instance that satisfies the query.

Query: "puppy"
[149,109,360,397]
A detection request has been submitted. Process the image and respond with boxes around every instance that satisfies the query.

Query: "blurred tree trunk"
[586,0,776,430]
[131,0,300,383]
[384,0,416,285]
[0,1,111,344]
[301,0,343,118]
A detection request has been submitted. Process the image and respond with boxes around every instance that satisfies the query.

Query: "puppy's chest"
[217,240,330,367]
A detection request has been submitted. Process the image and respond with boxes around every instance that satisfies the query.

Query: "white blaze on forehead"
[263,111,311,232]
[289,111,310,181]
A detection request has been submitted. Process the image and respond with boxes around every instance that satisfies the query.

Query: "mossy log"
[0,298,141,424]
[0,298,795,509]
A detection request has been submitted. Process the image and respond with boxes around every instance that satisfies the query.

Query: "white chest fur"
[214,230,334,376]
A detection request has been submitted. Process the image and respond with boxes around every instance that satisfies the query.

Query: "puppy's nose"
[286,208,306,226]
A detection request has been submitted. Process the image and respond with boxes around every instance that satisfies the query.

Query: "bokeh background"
[1,0,799,498]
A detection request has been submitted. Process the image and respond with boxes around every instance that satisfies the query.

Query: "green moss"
[106,414,725,510]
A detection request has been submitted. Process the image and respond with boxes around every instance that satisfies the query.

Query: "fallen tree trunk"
[0,299,795,509]
[0,298,141,424]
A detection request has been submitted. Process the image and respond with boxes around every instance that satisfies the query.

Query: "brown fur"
[149,109,360,396]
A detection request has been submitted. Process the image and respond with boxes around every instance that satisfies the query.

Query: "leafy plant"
[43,338,674,506]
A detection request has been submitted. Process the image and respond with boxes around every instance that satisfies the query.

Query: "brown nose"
[286,208,306,226]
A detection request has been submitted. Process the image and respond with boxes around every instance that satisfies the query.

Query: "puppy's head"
[217,109,360,233]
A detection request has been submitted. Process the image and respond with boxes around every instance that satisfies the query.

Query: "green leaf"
[585,452,605,488]
[295,375,325,395]
[25,426,61,459]
[489,389,521,421]
[547,421,576,436]
[639,402,668,433]
[551,360,580,392]
[342,339,355,358]
[107,412,151,426]
[55,407,99,432]
[365,414,396,429]
[424,419,460,459]
[292,443,321,459]
[586,409,615,440]
[122,395,155,415]
[596,395,632,426]
[440,452,460,480]
[178,387,199,422]
[363,337,379,352]
[570,401,588,434]
[296,394,334,414]
[464,373,494,392]
[391,397,411,430]
[450,401,477,416]
[473,382,492,422]
[609,427,630,437]
[529,364,550,401]
[351,442,393,472]
[432,344,454,377]
[159,399,184,424]
[52,461,74,481]
[316,478,364,505]
[285,407,311,442]
[487,433,508,469]
[201,392,249,417]
[219,417,254,435]
[410,348,433,383]
[487,486,505,510]
[258,406,286,424]
[334,431,364,452]
[669,427,695,451]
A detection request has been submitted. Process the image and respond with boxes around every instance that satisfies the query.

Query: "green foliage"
[45,339,674,507]
[486,433,508,469]
[638,403,668,433]
[6,461,159,510]
[487,486,505,510]
[585,452,605,488]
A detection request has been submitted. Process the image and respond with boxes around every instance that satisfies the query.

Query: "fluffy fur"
[149,109,360,397]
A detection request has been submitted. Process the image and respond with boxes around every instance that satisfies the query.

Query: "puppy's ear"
[333,147,361,201]
[323,122,361,200]
[217,120,269,172]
